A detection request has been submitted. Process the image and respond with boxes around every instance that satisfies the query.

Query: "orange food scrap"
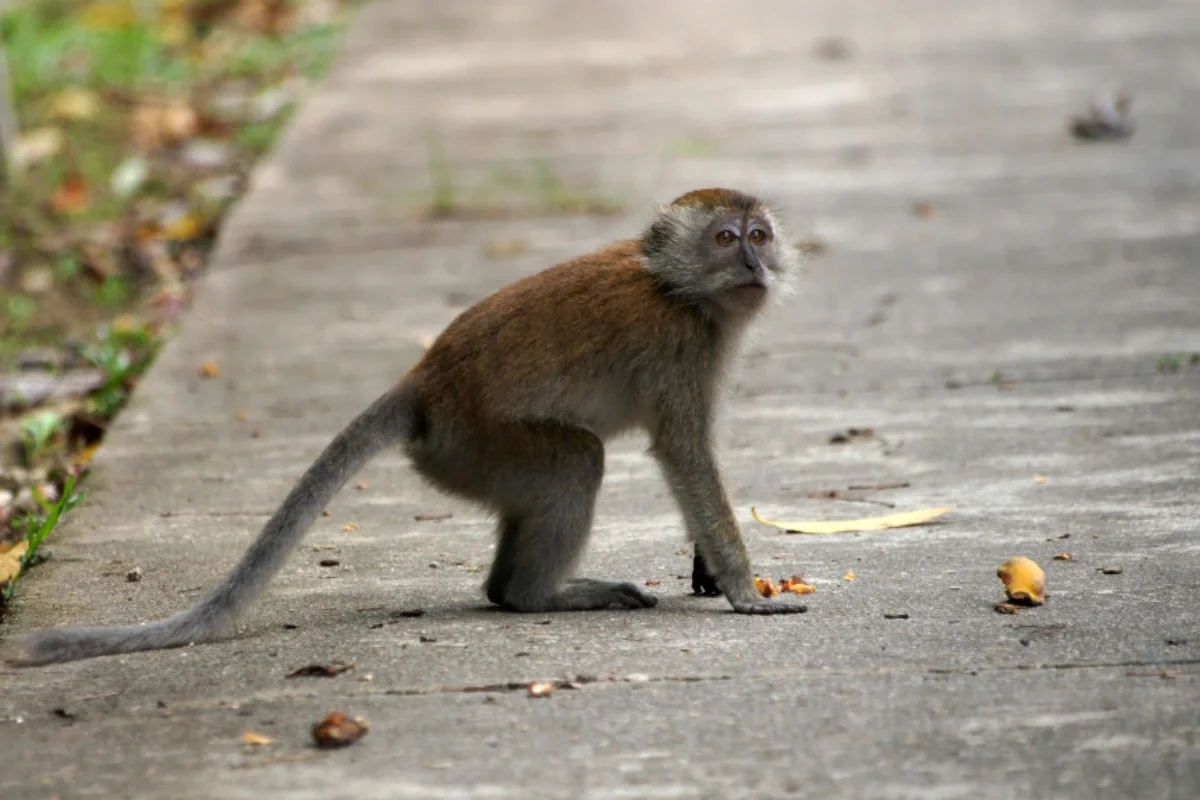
[528,681,556,698]
[779,576,817,595]
[198,360,221,378]
[843,572,856,582]
[754,576,780,598]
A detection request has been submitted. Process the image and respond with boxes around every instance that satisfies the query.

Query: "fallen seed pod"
[997,557,1045,606]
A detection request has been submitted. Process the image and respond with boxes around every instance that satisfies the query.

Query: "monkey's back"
[410,239,715,440]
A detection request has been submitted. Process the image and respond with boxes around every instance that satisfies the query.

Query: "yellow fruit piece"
[997,557,1045,606]
[754,576,779,598]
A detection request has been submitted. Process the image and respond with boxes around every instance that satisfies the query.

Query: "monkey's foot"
[728,598,809,615]
[555,578,659,610]
[691,552,723,596]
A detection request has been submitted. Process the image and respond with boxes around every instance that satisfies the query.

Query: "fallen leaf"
[73,442,102,468]
[287,663,355,678]
[0,540,30,583]
[751,505,954,535]
[242,731,273,747]
[49,175,91,215]
[198,361,221,378]
[341,522,358,532]
[79,1,139,31]
[644,578,661,586]
[1053,552,1073,561]
[311,712,368,749]
[528,681,556,698]
[13,127,64,167]
[110,156,150,198]
[827,427,874,444]
[912,201,936,219]
[47,87,100,121]
[843,571,856,582]
[1034,475,1047,484]
[997,557,1045,605]
[993,601,1021,615]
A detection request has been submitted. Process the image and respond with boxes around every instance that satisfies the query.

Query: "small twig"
[847,482,911,492]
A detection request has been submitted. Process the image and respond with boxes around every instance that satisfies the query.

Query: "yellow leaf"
[74,442,102,468]
[79,1,139,31]
[751,505,954,535]
[0,540,30,584]
[47,87,100,121]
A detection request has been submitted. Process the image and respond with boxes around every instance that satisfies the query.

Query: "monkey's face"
[698,210,785,313]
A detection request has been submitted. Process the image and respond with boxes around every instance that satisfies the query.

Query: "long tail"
[5,381,420,666]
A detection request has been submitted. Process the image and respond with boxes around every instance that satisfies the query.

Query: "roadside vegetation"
[0,0,355,615]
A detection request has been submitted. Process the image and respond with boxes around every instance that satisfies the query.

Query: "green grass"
[1,474,86,607]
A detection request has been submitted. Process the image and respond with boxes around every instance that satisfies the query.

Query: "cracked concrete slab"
[2,0,1199,797]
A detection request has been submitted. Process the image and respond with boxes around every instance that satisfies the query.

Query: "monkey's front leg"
[653,432,807,615]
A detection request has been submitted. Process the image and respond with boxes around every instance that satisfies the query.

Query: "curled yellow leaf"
[751,506,954,535]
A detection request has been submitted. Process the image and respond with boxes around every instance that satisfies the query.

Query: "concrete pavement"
[2,0,1199,797]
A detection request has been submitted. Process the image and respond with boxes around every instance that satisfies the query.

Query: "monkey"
[5,187,807,667]
[692,549,723,597]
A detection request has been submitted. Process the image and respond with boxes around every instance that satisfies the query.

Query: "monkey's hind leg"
[483,423,657,613]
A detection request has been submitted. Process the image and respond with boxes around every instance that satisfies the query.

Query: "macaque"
[7,187,806,667]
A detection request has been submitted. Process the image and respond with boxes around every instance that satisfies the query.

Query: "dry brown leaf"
[751,506,954,535]
[528,681,556,698]
[311,712,368,749]
[1052,552,1073,561]
[644,578,661,586]
[0,540,30,584]
[49,175,91,215]
[242,731,273,747]
[997,557,1045,605]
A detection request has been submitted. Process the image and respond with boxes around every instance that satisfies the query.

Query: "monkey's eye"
[715,230,736,246]
[747,228,767,245]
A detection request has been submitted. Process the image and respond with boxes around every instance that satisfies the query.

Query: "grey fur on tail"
[5,383,418,666]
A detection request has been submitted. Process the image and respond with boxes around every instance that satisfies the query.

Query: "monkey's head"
[642,188,796,317]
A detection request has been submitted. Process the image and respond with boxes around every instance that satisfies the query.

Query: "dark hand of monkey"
[691,549,723,596]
